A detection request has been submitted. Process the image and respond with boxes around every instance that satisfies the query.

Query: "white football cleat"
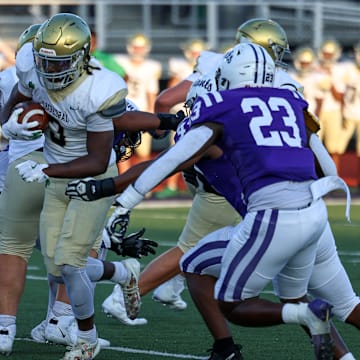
[152,276,187,311]
[102,284,147,325]
[45,315,77,346]
[30,319,47,343]
[61,338,100,360]
[0,324,16,355]
[120,259,142,320]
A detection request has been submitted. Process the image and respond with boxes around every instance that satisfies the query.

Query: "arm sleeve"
[309,133,337,176]
[117,126,213,209]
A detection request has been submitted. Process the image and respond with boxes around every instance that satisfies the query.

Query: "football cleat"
[0,324,16,356]
[102,285,147,325]
[208,344,243,360]
[305,299,334,360]
[120,258,142,320]
[61,338,100,360]
[152,277,187,311]
[45,315,77,346]
[30,319,47,343]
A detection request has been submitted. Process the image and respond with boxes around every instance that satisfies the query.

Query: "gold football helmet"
[235,18,290,68]
[126,33,151,61]
[293,47,317,74]
[181,38,208,66]
[33,13,91,91]
[318,39,341,65]
[16,24,41,54]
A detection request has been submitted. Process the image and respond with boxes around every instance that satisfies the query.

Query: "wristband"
[116,184,144,209]
[100,178,116,198]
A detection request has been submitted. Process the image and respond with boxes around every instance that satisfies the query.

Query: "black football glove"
[65,177,116,201]
[110,228,158,258]
[157,110,186,131]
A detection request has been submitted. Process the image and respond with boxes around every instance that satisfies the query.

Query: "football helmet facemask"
[216,43,275,91]
[235,18,290,68]
[33,13,91,91]
[16,24,41,54]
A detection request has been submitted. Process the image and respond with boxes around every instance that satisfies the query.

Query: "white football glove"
[103,203,131,246]
[2,108,42,140]
[15,160,49,184]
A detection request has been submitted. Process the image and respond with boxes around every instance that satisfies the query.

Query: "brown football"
[14,101,49,131]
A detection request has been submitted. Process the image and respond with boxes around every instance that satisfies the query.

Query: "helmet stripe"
[248,43,259,84]
[258,45,267,84]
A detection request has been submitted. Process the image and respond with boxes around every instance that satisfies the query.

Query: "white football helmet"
[216,43,275,91]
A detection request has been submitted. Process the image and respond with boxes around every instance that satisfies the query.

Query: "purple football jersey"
[188,87,317,204]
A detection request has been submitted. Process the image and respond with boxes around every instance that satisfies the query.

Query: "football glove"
[109,228,158,258]
[104,203,131,245]
[15,160,49,184]
[65,177,116,201]
[2,108,42,140]
[157,110,186,131]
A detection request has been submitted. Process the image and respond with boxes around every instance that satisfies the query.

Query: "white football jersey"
[115,55,161,111]
[16,43,128,165]
[0,65,45,163]
[168,57,194,81]
[342,61,360,121]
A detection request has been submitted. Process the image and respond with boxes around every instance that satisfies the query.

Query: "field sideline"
[11,202,360,359]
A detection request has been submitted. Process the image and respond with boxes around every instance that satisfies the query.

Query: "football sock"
[0,315,16,327]
[111,261,128,284]
[77,326,97,344]
[281,302,308,325]
[172,274,185,295]
[213,336,236,353]
[52,300,73,317]
[340,353,355,360]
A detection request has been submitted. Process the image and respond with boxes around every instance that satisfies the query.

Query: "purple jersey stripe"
[233,209,278,299]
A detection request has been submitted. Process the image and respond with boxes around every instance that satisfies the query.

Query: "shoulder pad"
[99,98,127,118]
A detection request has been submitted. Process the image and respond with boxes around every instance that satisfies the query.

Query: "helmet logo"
[39,47,56,56]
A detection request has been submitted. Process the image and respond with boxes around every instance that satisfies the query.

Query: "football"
[14,101,49,131]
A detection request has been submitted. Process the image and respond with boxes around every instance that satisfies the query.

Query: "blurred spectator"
[315,38,347,171]
[0,38,15,70]
[115,33,162,178]
[340,41,360,185]
[155,38,208,199]
[90,30,127,79]
[168,38,208,89]
[289,46,324,115]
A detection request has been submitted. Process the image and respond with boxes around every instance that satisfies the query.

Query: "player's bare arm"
[45,130,114,178]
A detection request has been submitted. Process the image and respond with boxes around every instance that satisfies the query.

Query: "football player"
[0,13,177,360]
[65,19,359,360]
[69,42,344,359]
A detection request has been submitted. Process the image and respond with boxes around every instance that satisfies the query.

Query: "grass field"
[12,201,360,359]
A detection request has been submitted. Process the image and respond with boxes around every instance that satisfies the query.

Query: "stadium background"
[1,0,359,187]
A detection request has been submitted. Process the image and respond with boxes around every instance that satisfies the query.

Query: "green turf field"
[13,202,360,359]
